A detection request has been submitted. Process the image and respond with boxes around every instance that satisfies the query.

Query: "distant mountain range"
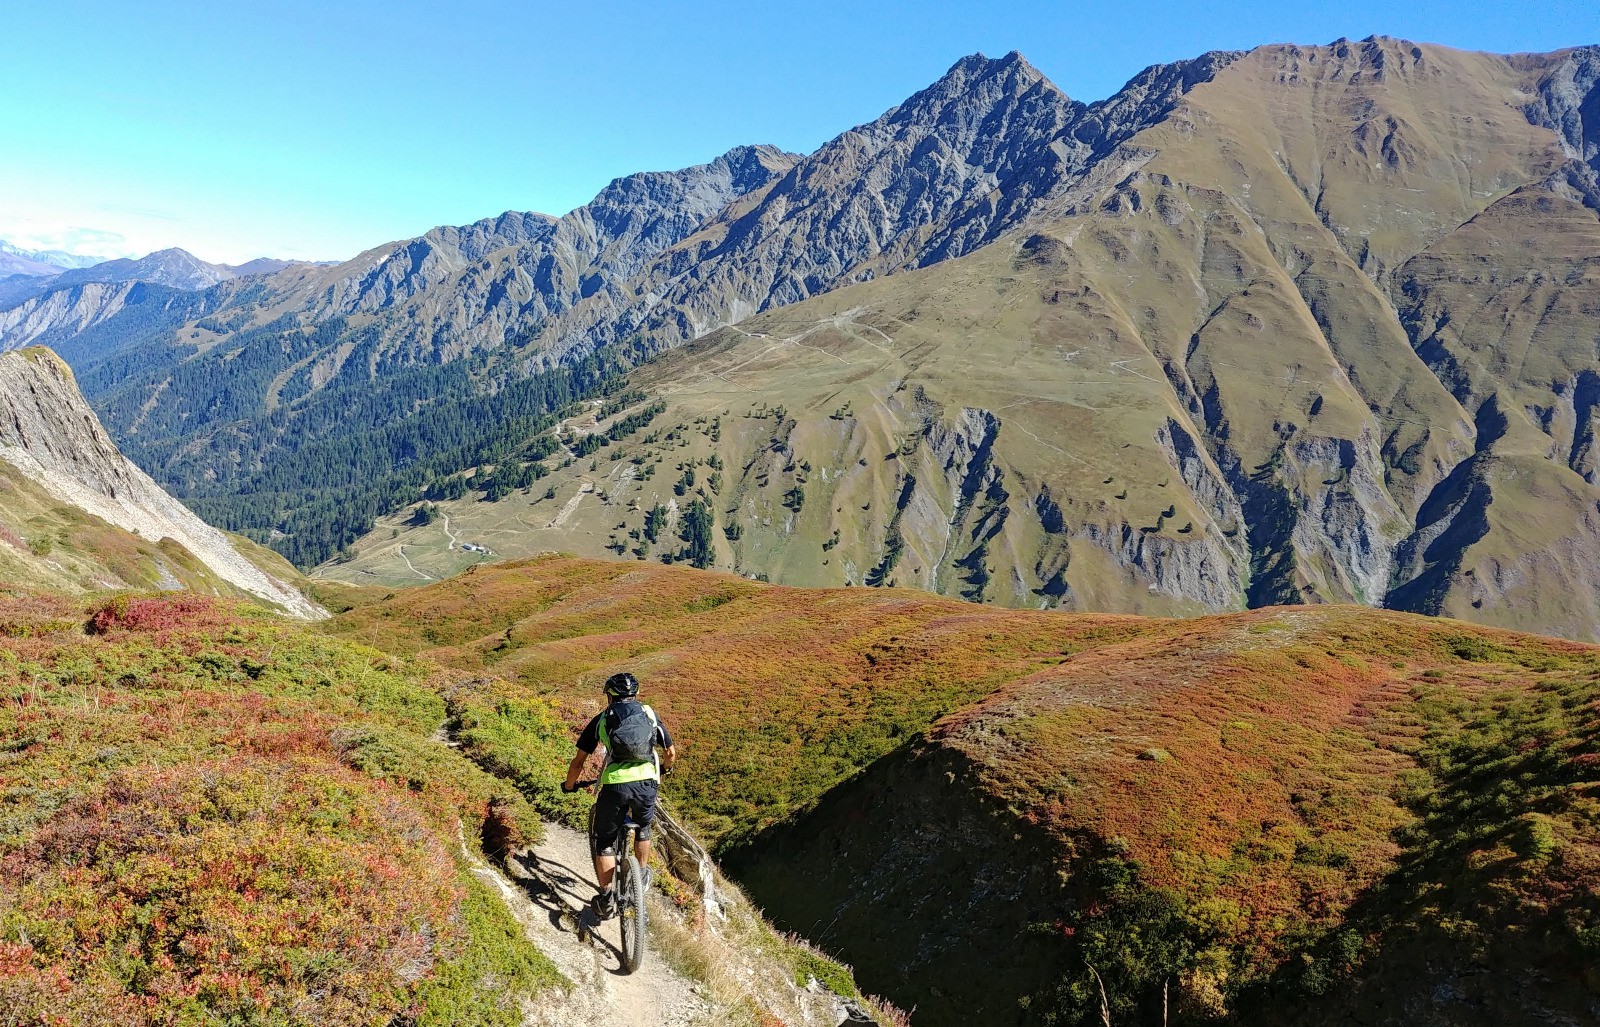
[0,238,110,276]
[0,247,301,351]
[22,36,1600,643]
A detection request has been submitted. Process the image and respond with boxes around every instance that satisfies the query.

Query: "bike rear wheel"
[618,853,647,973]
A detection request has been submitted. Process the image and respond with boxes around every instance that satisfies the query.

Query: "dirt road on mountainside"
[466,821,716,1027]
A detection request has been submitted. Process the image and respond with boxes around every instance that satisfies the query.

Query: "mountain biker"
[560,671,676,919]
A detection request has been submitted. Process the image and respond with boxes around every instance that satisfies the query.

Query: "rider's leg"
[594,851,617,890]
[633,782,658,877]
[592,786,622,896]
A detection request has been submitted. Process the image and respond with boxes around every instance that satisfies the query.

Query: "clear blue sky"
[4,0,1595,264]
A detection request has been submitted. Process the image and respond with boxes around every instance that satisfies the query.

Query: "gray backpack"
[603,700,657,764]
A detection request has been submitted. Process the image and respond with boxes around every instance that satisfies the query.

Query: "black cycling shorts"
[592,779,659,854]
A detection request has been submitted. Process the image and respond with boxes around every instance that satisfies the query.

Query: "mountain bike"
[574,780,648,973]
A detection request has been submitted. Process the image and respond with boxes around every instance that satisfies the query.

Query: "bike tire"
[618,853,647,974]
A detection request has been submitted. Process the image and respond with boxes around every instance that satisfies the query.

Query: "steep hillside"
[735,606,1600,1024]
[0,347,322,617]
[325,39,1600,641]
[321,556,1600,1026]
[0,279,218,358]
[0,576,908,1026]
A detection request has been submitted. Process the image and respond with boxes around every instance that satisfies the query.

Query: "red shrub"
[88,594,221,634]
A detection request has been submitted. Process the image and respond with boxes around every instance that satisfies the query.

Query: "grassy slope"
[324,556,1600,1024]
[931,606,1600,1021]
[325,555,1145,845]
[0,589,558,1026]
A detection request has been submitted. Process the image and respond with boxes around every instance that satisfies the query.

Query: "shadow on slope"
[723,740,1075,1027]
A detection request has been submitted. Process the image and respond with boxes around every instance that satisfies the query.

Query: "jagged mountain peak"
[933,49,1042,86]
[410,209,559,267]
[711,142,800,183]
[879,48,1069,131]
[141,246,202,261]
[281,138,801,342]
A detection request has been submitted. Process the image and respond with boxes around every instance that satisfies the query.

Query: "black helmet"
[603,672,639,700]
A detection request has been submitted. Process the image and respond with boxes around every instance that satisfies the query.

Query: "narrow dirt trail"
[467,821,715,1027]
[394,543,434,581]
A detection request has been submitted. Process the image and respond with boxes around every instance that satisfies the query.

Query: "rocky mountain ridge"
[43,49,1249,535]
[320,38,1600,642]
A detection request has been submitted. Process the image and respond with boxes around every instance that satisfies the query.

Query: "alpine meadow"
[2,21,1600,1027]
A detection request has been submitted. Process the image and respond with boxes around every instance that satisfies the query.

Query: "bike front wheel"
[618,853,647,974]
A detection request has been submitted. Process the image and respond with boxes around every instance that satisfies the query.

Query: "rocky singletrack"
[466,821,716,1027]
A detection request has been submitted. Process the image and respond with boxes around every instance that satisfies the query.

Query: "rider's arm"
[563,713,602,792]
[563,750,588,791]
[654,714,676,773]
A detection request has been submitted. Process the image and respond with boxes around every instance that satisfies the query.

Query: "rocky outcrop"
[0,281,168,354]
[1520,45,1600,171]
[0,348,322,618]
[1285,431,1405,605]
